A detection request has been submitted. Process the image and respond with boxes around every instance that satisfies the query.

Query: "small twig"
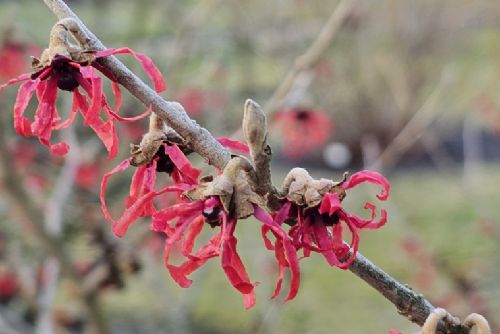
[230,0,355,140]
[264,0,356,114]
[370,66,455,171]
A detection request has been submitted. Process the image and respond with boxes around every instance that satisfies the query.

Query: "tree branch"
[41,1,472,333]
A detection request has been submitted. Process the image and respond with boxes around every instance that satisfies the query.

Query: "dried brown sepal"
[32,18,96,73]
[280,168,347,208]
[130,113,188,167]
[186,156,264,219]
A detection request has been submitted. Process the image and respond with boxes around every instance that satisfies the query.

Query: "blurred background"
[0,0,499,333]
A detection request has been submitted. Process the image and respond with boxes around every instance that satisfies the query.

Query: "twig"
[41,1,472,333]
[370,66,455,171]
[263,0,356,114]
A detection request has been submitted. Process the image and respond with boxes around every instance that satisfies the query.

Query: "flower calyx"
[32,19,95,73]
[130,113,188,168]
[280,167,347,208]
[186,156,264,219]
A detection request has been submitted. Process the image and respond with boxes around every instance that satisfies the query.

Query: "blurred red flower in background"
[179,88,204,117]
[0,38,40,80]
[0,268,19,304]
[274,107,333,159]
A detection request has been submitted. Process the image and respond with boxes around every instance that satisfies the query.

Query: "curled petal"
[94,48,166,93]
[108,104,152,122]
[182,215,205,256]
[221,215,256,309]
[152,201,203,233]
[217,137,250,155]
[169,232,222,288]
[342,170,390,201]
[163,144,201,184]
[163,213,200,288]
[100,159,132,224]
[319,192,342,216]
[12,80,38,136]
[53,90,81,130]
[0,73,30,90]
[254,206,300,302]
[348,203,388,230]
[312,220,347,268]
[112,81,122,114]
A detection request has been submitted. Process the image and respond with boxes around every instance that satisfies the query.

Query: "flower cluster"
[0,21,165,157]
[276,168,390,268]
[100,130,390,307]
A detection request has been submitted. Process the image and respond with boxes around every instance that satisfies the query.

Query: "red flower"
[100,144,200,238]
[75,161,104,190]
[283,170,390,268]
[274,107,333,159]
[152,196,259,309]
[0,47,164,157]
[0,270,19,304]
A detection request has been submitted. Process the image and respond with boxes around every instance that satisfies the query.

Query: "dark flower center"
[202,206,222,227]
[295,110,311,121]
[304,207,340,226]
[154,144,176,174]
[52,56,80,91]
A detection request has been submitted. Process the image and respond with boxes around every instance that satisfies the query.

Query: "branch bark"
[41,1,472,333]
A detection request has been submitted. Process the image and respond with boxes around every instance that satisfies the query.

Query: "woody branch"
[42,0,472,333]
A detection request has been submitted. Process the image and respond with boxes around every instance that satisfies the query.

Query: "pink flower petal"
[12,79,38,136]
[162,144,201,184]
[254,206,300,302]
[108,104,152,122]
[217,137,250,155]
[342,170,391,200]
[221,214,256,309]
[94,48,166,93]
[182,215,205,256]
[100,159,131,224]
[0,73,30,90]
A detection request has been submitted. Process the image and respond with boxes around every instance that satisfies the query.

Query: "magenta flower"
[281,170,390,268]
[100,144,200,238]
[274,107,333,159]
[151,196,259,309]
[0,47,165,157]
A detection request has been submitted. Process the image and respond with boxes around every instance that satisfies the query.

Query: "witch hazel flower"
[0,19,165,157]
[148,156,299,308]
[274,106,333,160]
[274,168,390,269]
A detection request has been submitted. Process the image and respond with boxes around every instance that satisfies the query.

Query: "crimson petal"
[94,48,166,93]
[217,137,250,155]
